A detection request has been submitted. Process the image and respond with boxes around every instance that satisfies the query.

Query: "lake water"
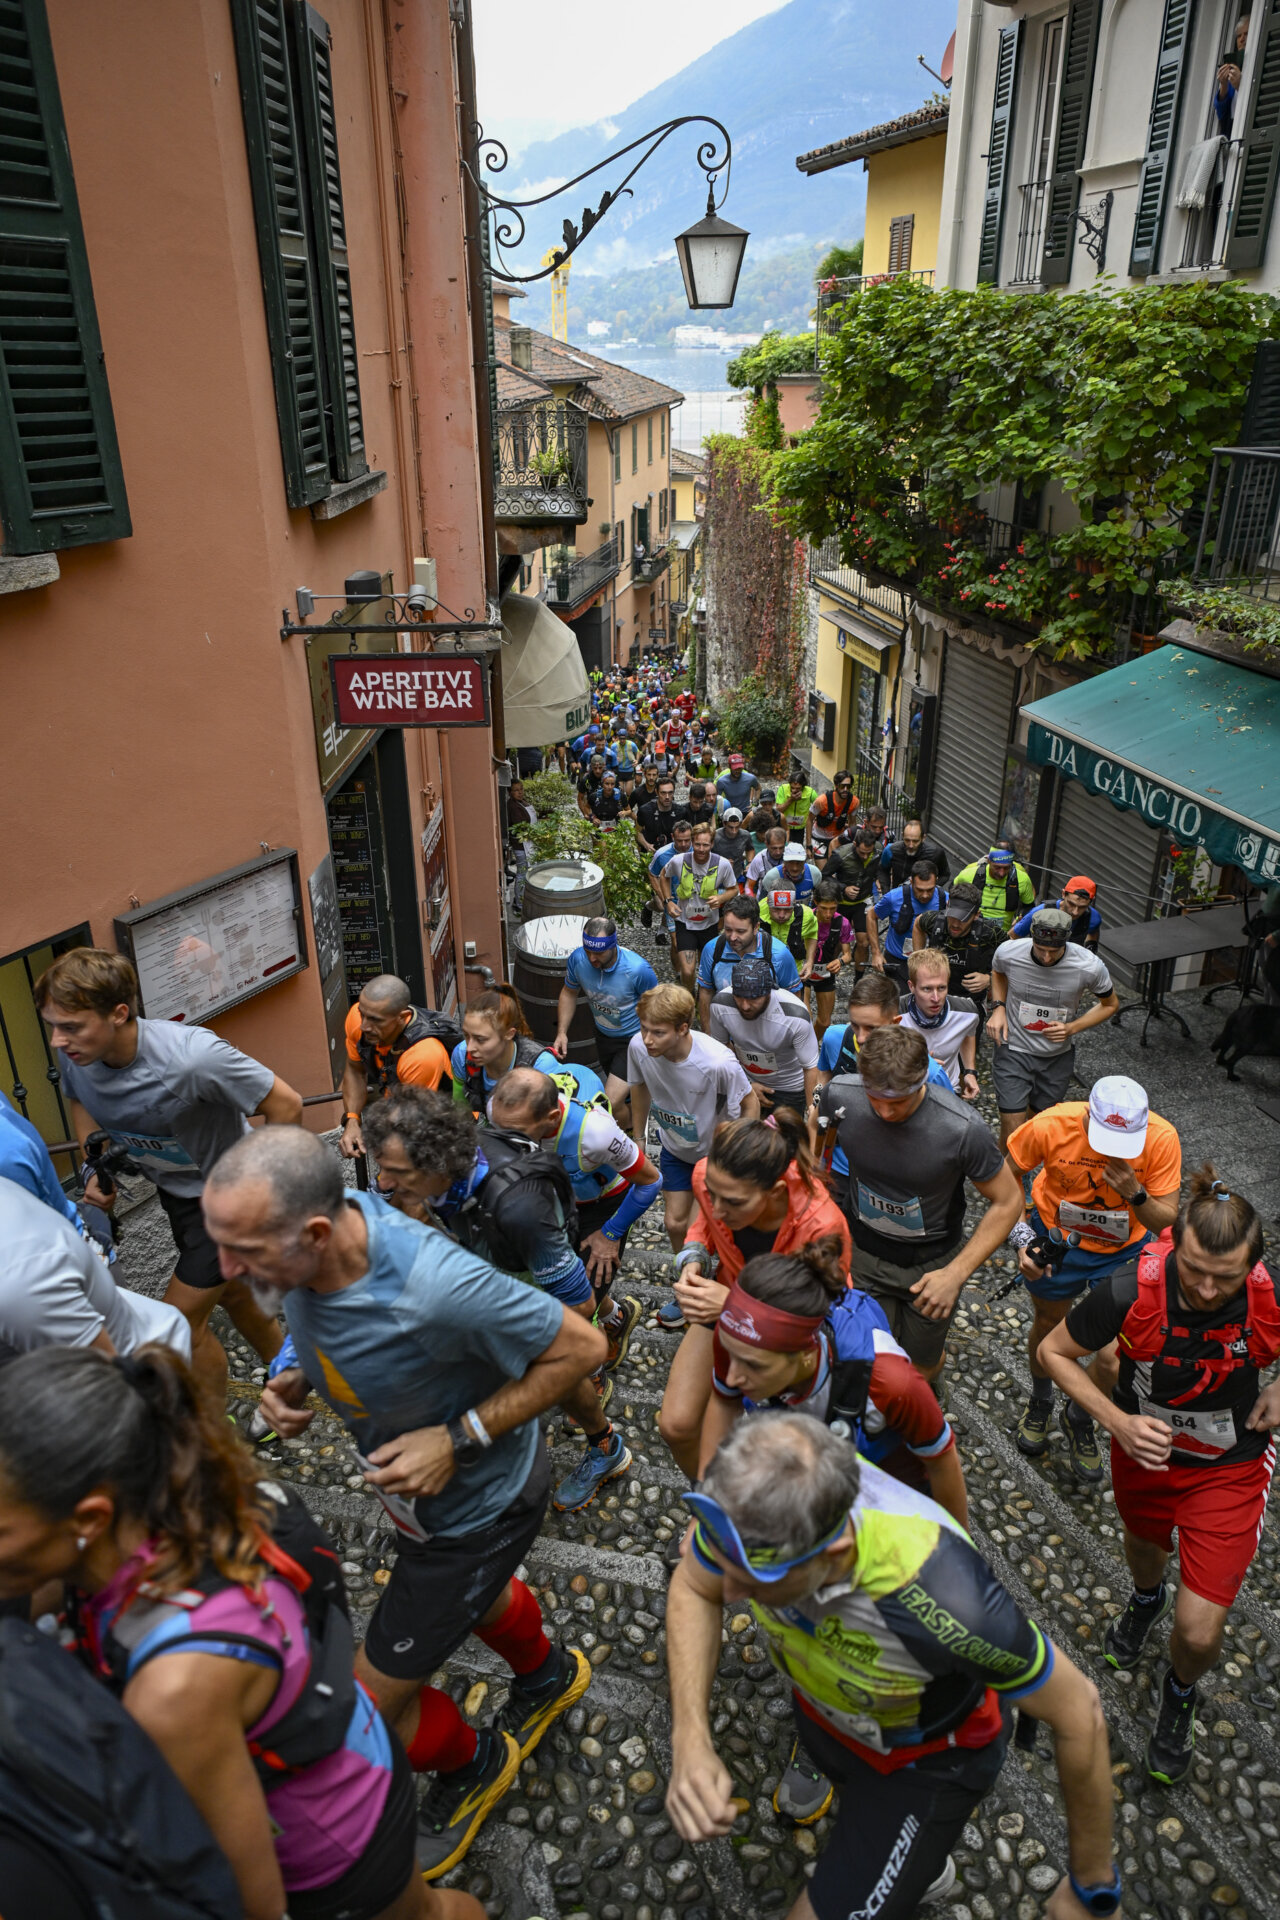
[580,342,749,449]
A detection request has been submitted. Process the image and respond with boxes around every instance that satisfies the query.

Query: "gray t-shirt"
[991,938,1113,1057]
[814,1076,1004,1263]
[58,1018,275,1196]
[626,1030,752,1162]
[708,987,820,1092]
[0,1175,190,1360]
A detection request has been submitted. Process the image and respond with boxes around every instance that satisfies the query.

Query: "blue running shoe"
[553,1429,633,1512]
[657,1297,686,1330]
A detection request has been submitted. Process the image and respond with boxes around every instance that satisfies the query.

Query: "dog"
[1211,1000,1280,1080]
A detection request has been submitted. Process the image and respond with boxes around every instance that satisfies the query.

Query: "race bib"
[355,1452,433,1541]
[1058,1199,1131,1244]
[1016,999,1070,1034]
[737,1043,778,1078]
[1136,1401,1237,1458]
[856,1181,925,1239]
[106,1129,199,1176]
[585,988,627,1031]
[683,902,715,927]
[653,1102,699,1145]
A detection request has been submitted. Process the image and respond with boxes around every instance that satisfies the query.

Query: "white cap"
[722,806,743,822]
[783,841,807,862]
[1087,1076,1149,1158]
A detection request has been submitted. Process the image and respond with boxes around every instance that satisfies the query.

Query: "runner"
[449,990,560,1116]
[340,974,457,1162]
[745,825,788,896]
[879,817,952,890]
[626,984,757,1257]
[1040,1168,1279,1785]
[667,1416,1118,1920]
[911,881,1004,1026]
[807,771,859,858]
[0,1342,490,1920]
[588,768,631,828]
[758,842,823,910]
[0,1086,104,1244]
[635,776,684,857]
[556,917,657,1128]
[898,947,980,1098]
[866,859,946,990]
[684,781,718,829]
[708,956,820,1118]
[647,818,694,960]
[695,895,801,1028]
[657,1110,849,1474]
[806,882,853,1040]
[660,824,739,993]
[38,947,301,1394]
[759,886,819,983]
[711,807,751,885]
[1011,875,1102,950]
[715,752,759,817]
[206,1127,604,1879]
[575,750,607,819]
[952,846,1036,932]
[819,825,881,968]
[815,1026,1022,1377]
[811,972,956,1195]
[775,769,819,844]
[1006,1077,1181,1479]
[988,908,1120,1149]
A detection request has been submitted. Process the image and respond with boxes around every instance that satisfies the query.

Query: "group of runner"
[1,656,1274,1920]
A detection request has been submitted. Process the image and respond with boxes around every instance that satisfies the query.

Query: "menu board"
[329,783,387,991]
[115,853,306,1024]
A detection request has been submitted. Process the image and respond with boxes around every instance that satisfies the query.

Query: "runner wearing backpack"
[340,974,462,1160]
[0,1342,484,1920]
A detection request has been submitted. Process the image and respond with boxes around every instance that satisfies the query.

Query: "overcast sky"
[472,0,788,153]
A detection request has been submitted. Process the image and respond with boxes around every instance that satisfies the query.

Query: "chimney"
[510,326,533,371]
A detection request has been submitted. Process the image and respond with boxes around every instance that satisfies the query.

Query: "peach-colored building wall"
[777,373,821,439]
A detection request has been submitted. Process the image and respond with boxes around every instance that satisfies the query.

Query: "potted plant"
[532,447,571,486]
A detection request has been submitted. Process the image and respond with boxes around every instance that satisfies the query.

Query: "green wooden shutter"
[1041,0,1102,284]
[976,21,1023,284]
[0,0,130,554]
[1226,0,1280,270]
[229,0,330,507]
[1129,0,1197,276]
[292,3,365,483]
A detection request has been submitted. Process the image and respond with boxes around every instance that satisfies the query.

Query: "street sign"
[648,626,666,639]
[329,652,490,728]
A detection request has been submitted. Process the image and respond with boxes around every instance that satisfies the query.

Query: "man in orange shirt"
[1005,1076,1181,1482]
[339,973,456,1160]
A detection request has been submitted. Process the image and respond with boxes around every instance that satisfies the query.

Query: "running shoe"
[657,1297,686,1330]
[552,1429,633,1512]
[772,1738,833,1824]
[1015,1396,1053,1456]
[495,1644,591,1762]
[1147,1671,1197,1786]
[920,1858,958,1905]
[242,1403,279,1447]
[1058,1407,1104,1484]
[602,1294,642,1371]
[416,1727,520,1880]
[1104,1585,1172,1670]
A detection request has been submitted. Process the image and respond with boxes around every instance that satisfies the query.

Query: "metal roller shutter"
[1044,777,1162,987]
[926,639,1017,869]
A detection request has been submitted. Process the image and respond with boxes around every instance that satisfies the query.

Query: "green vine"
[519,770,652,920]
[1163,576,1280,667]
[727,331,815,395]
[767,277,1279,661]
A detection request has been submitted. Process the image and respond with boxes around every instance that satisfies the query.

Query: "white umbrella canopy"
[501,593,591,747]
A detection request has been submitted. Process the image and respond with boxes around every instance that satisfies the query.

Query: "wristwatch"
[1069,1869,1122,1915]
[447,1416,483,1467]
[1129,1185,1148,1207]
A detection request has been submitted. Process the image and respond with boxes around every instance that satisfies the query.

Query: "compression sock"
[477,1578,553,1678]
[1166,1668,1197,1699]
[1133,1583,1166,1608]
[405,1684,478,1774]
[1029,1374,1054,1406]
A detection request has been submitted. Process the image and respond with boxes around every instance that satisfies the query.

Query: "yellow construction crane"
[542,248,570,341]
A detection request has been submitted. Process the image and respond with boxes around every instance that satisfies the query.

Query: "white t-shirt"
[991,939,1113,1058]
[666,852,736,929]
[898,995,979,1090]
[0,1175,191,1360]
[708,988,820,1092]
[626,1032,752,1163]
[576,1105,643,1178]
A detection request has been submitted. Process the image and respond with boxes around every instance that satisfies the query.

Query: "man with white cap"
[987,907,1120,1149]
[758,842,823,911]
[1005,1077,1182,1480]
[707,956,820,1117]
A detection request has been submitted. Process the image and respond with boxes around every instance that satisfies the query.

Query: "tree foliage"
[727,330,816,394]
[768,277,1278,660]
[817,239,863,281]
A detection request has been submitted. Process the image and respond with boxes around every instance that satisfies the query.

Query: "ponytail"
[464,984,531,1038]
[736,1234,849,1317]
[0,1345,269,1593]
[708,1107,824,1196]
[1174,1163,1263,1265]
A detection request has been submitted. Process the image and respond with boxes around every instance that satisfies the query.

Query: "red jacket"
[684,1158,851,1286]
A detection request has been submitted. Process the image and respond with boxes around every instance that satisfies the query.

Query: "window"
[614,433,621,482]
[615,518,624,558]
[659,489,667,532]
[631,422,638,473]
[660,412,666,456]
[887,215,915,273]
[1010,16,1066,284]
[0,0,130,556]
[1030,18,1067,185]
[647,416,653,463]
[230,0,367,509]
[671,486,678,525]
[1,922,92,1163]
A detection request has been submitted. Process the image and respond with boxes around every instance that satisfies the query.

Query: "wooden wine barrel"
[522,858,606,924]
[511,915,599,1074]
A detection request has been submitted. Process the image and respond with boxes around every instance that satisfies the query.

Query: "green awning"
[1021,645,1280,888]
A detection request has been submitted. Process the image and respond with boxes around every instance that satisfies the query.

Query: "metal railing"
[631,541,672,584]
[1010,179,1051,286]
[807,534,907,630]
[493,401,589,525]
[1177,138,1244,272]
[815,269,933,346]
[850,747,911,839]
[542,532,622,610]
[1192,446,1280,600]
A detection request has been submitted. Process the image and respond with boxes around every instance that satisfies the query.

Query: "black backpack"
[0,1617,243,1919]
[453,1128,580,1274]
[358,1007,463,1098]
[894,884,946,938]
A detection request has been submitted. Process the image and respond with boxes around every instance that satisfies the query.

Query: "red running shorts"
[1109,1437,1275,1607]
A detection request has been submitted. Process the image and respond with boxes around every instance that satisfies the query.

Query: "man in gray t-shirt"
[814,1026,1021,1377]
[0,1175,189,1362]
[37,948,302,1393]
[988,910,1119,1147]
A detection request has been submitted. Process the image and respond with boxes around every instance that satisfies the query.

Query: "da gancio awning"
[1021,645,1280,888]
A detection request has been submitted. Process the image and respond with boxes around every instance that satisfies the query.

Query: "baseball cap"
[1087,1076,1149,1158]
[729,752,745,770]
[731,955,775,998]
[1063,875,1097,899]
[723,806,743,823]
[768,888,796,916]
[1029,907,1073,948]
[783,841,807,862]
[945,884,981,920]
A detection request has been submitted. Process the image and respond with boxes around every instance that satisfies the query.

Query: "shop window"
[0,923,93,1170]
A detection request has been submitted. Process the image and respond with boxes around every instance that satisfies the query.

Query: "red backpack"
[1119,1230,1280,1402]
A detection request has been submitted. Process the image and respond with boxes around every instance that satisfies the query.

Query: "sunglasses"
[682,1491,848,1582]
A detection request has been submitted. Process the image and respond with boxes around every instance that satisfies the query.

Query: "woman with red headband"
[657,1110,849,1479]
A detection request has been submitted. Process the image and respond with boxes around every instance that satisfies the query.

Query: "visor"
[681,1489,849,1583]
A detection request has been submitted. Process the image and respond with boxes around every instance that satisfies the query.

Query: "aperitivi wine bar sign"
[329,653,490,728]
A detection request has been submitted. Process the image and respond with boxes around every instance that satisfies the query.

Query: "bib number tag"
[355,1452,433,1541]
[856,1182,926,1239]
[108,1129,199,1175]
[1136,1402,1237,1457]
[653,1103,699,1145]
[739,1044,778,1078]
[1057,1200,1131,1244]
[1016,1000,1070,1034]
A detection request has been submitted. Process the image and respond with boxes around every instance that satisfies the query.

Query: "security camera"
[295,586,315,619]
[404,582,431,621]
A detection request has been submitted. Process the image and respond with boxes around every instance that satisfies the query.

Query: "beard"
[248,1278,287,1321]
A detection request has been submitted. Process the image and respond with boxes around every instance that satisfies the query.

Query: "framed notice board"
[114,852,308,1024]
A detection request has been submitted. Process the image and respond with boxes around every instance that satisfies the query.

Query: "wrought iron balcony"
[1192,446,1280,601]
[815,269,933,346]
[542,533,622,611]
[807,535,907,631]
[494,401,588,526]
[631,541,671,583]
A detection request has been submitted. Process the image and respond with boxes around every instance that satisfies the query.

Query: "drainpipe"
[941,0,984,287]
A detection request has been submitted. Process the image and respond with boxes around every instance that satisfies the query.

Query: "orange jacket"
[684,1157,851,1286]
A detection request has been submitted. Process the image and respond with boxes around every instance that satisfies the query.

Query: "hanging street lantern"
[674,186,749,310]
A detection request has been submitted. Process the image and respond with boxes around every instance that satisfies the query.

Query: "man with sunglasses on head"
[667,1413,1118,1920]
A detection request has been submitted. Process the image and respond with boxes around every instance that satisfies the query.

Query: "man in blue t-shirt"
[867,860,946,989]
[715,752,759,816]
[695,894,801,1031]
[557,916,657,1127]
[813,971,956,1186]
[1010,875,1101,951]
[210,1126,606,1881]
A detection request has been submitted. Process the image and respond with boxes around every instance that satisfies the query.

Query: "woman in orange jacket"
[656,1108,850,1477]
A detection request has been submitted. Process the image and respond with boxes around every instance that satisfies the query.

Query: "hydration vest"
[812,791,857,838]
[358,1007,462,1098]
[894,885,945,938]
[1120,1231,1280,1401]
[713,1289,891,1455]
[555,1096,626,1205]
[673,854,723,905]
[450,1129,580,1274]
[969,862,1022,919]
[463,1033,547,1112]
[832,1024,861,1079]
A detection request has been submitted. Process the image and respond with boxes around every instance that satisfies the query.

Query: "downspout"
[941,0,984,287]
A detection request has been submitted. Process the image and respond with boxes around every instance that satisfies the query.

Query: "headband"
[860,1073,929,1100]
[582,934,616,954]
[719,1280,825,1354]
